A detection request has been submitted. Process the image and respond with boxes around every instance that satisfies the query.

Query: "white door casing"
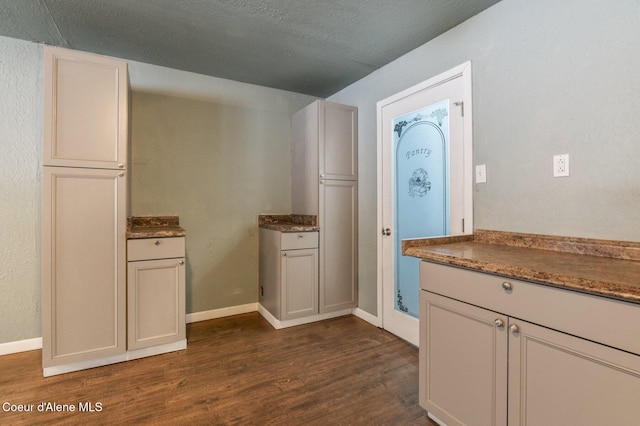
[377,62,473,345]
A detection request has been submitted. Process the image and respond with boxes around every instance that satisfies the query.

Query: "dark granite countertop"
[258,214,319,233]
[403,230,640,304]
[127,216,186,239]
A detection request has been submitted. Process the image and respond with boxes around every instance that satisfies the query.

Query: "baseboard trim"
[352,307,382,327]
[43,339,187,377]
[0,337,42,356]
[258,304,353,329]
[186,303,258,323]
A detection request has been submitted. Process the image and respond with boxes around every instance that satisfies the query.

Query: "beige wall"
[128,61,315,313]
[0,37,315,344]
[0,37,42,344]
[329,0,640,315]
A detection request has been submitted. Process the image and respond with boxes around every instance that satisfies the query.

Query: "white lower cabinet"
[127,237,186,350]
[259,229,319,321]
[420,262,640,426]
[42,166,127,369]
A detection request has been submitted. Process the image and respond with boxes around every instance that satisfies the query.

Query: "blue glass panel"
[394,100,450,318]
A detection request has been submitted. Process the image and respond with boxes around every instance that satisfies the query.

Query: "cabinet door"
[420,291,508,426]
[43,46,128,169]
[508,319,640,426]
[281,249,318,320]
[319,101,357,180]
[42,167,126,367]
[128,258,186,350]
[319,179,357,313]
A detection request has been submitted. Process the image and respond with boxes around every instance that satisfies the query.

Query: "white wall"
[329,0,640,315]
[0,37,43,343]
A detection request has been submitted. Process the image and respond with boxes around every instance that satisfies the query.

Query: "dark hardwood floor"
[0,313,437,425]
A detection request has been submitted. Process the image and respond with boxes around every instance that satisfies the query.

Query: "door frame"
[376,61,473,344]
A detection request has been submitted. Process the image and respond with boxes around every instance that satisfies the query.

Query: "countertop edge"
[405,245,640,305]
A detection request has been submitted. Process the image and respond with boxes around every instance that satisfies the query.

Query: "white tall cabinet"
[42,47,128,372]
[291,100,358,313]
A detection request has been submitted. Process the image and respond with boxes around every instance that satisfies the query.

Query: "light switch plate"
[475,164,487,183]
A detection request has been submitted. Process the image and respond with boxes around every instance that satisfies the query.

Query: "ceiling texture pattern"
[0,0,499,96]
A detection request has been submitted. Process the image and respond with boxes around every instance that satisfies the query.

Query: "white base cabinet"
[127,237,186,350]
[259,229,319,321]
[420,261,640,426]
[42,167,127,367]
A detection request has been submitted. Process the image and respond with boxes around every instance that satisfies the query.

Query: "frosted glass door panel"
[394,100,450,317]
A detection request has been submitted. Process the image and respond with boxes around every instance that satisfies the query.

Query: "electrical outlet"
[553,154,570,177]
[475,164,487,183]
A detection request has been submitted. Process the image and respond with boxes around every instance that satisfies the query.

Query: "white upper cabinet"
[319,101,358,181]
[43,46,128,169]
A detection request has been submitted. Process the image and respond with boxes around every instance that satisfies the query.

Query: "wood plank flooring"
[0,313,437,425]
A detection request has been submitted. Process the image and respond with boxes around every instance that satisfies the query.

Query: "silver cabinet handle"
[510,324,520,334]
[502,281,512,291]
[494,319,504,328]
[154,240,160,246]
[297,234,304,239]
[117,162,125,169]
[179,260,184,265]
[118,171,125,177]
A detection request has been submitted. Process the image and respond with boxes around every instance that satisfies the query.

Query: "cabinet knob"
[382,227,391,236]
[154,240,160,246]
[501,281,513,291]
[118,171,125,177]
[117,162,125,169]
[320,174,325,178]
[510,324,520,334]
[179,260,184,265]
[494,319,504,328]
[297,234,304,239]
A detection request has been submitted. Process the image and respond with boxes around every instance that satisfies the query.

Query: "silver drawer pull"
[154,240,160,246]
[501,281,512,291]
[510,324,520,334]
[297,234,304,239]
[494,319,504,328]
[179,260,184,265]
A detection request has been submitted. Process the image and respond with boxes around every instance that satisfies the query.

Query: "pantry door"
[377,62,473,346]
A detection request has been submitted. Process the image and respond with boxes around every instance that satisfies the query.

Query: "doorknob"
[382,227,391,236]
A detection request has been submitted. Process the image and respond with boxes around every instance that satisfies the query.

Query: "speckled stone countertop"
[258,214,319,232]
[127,216,186,239]
[403,229,640,304]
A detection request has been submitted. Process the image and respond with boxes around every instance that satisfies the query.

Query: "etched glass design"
[394,100,450,317]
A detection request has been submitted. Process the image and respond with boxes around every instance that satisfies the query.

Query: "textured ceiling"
[0,0,500,96]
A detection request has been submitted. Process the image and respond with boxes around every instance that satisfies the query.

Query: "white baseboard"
[43,339,187,377]
[257,304,353,329]
[186,303,258,323]
[0,337,42,356]
[352,307,382,327]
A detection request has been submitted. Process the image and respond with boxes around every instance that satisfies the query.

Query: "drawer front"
[128,237,185,261]
[421,261,640,356]
[281,232,319,250]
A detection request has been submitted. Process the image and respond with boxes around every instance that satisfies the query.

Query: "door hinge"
[453,101,464,117]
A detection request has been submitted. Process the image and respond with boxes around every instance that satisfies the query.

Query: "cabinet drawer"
[421,261,640,356]
[128,237,185,261]
[281,232,318,250]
